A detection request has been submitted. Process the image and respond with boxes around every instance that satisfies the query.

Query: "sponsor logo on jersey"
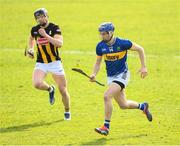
[37,37,49,45]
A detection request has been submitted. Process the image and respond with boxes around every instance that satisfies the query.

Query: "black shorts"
[112,80,125,90]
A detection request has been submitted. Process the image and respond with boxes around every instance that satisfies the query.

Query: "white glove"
[27,48,34,59]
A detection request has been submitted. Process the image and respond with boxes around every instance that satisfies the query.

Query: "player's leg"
[114,89,139,109]
[114,89,152,121]
[33,69,50,91]
[33,68,55,105]
[95,82,121,135]
[52,74,71,120]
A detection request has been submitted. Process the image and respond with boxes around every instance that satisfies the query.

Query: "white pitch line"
[0,48,179,59]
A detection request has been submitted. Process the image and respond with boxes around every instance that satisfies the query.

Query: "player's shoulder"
[49,22,61,34]
[31,24,40,31]
[116,37,133,49]
[116,37,132,45]
[116,37,131,43]
[96,40,105,48]
[49,22,60,28]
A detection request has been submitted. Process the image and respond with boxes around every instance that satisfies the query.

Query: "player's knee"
[59,87,68,97]
[33,81,42,89]
[104,93,111,102]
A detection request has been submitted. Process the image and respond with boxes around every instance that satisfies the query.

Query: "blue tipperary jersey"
[96,37,133,77]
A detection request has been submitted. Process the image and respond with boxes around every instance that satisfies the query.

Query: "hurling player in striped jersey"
[27,8,71,120]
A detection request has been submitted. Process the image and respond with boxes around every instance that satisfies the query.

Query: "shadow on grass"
[79,134,148,145]
[122,133,148,139]
[80,137,114,145]
[0,119,64,133]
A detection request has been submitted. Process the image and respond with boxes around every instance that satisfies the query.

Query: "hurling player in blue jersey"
[90,22,152,136]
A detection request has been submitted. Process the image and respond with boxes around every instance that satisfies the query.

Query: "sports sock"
[48,86,53,93]
[138,103,145,111]
[104,120,110,129]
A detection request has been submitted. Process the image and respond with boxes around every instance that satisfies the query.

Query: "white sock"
[49,86,53,93]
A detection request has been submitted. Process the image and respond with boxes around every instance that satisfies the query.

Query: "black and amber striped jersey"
[31,22,62,63]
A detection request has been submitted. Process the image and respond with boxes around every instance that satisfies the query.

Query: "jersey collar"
[106,37,116,46]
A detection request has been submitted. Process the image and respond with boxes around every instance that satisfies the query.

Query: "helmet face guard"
[98,22,115,43]
[34,8,48,26]
[101,32,114,43]
[34,8,48,20]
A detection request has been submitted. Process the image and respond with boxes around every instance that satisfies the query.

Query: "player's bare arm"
[28,8,71,120]
[130,43,148,79]
[27,35,35,59]
[38,28,63,47]
[94,22,152,136]
[90,56,102,82]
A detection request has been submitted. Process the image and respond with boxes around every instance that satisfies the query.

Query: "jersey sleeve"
[52,25,62,36]
[96,43,103,57]
[30,27,35,38]
[121,39,133,50]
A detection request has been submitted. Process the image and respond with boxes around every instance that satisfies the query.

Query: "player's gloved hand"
[138,66,148,79]
[90,74,96,82]
[27,48,34,59]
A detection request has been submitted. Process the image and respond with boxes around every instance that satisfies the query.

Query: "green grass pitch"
[0,0,180,145]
